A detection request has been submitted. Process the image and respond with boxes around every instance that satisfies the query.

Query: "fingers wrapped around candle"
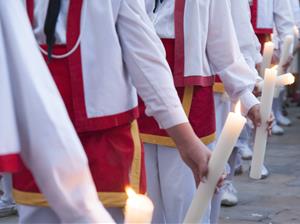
[267,113,275,136]
[282,56,294,72]
[247,104,262,128]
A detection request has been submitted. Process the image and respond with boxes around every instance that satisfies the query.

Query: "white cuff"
[240,91,260,115]
[153,106,189,129]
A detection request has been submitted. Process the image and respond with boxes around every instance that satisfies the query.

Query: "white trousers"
[144,143,211,224]
[17,205,122,223]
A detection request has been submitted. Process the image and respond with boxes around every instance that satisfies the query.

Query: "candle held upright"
[183,102,246,223]
[260,42,274,77]
[277,35,293,76]
[250,69,277,179]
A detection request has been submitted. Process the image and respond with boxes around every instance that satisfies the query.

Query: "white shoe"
[239,145,253,160]
[0,199,17,217]
[221,181,238,207]
[271,124,284,135]
[276,114,292,126]
[261,165,270,179]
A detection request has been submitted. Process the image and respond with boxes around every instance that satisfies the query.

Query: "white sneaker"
[276,114,292,126]
[261,165,270,179]
[221,181,238,207]
[0,199,17,217]
[271,124,284,135]
[239,145,253,160]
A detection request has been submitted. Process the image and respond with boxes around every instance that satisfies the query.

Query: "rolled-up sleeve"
[117,0,188,129]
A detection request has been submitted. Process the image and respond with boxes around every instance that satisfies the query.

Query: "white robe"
[230,0,262,70]
[0,1,114,222]
[145,0,259,114]
[23,0,188,129]
[272,0,294,54]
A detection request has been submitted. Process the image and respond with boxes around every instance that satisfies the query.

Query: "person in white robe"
[0,1,115,222]
[14,0,219,222]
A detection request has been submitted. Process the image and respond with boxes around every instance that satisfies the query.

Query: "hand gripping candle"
[183,102,246,223]
[250,69,277,179]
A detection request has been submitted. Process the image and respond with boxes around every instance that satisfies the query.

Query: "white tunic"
[24,0,188,129]
[272,0,294,53]
[145,0,259,114]
[0,1,114,222]
[251,0,274,32]
[290,0,300,29]
[230,0,262,70]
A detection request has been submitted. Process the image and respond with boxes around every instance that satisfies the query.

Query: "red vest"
[138,38,216,146]
[25,0,138,134]
[250,0,273,34]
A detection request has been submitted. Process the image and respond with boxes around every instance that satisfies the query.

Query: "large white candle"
[250,69,277,179]
[183,102,246,223]
[124,187,154,224]
[293,26,299,43]
[293,26,299,55]
[260,42,275,76]
[256,73,295,91]
[277,35,294,75]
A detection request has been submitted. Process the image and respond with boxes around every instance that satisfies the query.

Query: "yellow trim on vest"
[129,120,142,193]
[13,189,128,208]
[140,132,216,148]
[13,120,142,208]
[182,86,194,116]
[213,83,225,93]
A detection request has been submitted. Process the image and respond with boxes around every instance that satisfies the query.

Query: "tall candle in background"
[184,102,246,223]
[250,69,277,179]
[260,42,274,77]
[124,187,154,224]
[256,73,295,91]
[277,35,293,75]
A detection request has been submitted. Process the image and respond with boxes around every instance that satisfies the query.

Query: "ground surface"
[220,105,300,224]
[1,106,300,224]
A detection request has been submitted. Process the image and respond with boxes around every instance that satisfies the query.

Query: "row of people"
[1,0,298,223]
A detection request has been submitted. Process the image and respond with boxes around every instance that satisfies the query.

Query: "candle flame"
[235,101,241,115]
[126,187,136,198]
[271,65,278,70]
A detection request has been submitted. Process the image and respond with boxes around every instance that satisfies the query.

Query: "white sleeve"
[230,0,262,74]
[290,0,300,29]
[117,0,188,129]
[0,1,114,223]
[273,0,295,53]
[207,0,259,114]
[0,29,20,163]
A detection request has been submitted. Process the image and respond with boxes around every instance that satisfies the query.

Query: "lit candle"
[260,42,275,76]
[183,102,246,223]
[277,35,293,75]
[256,73,295,91]
[250,69,277,179]
[124,187,154,224]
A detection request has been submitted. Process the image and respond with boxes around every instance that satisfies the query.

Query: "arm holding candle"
[166,123,212,185]
[184,103,246,223]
